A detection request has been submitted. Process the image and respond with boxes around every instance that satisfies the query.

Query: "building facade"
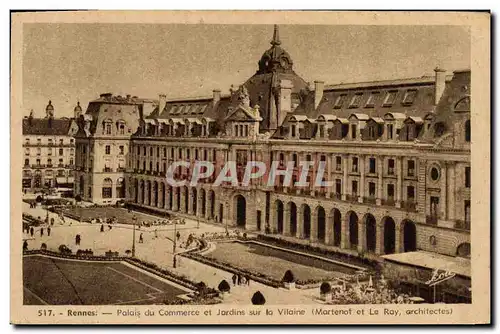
[74,26,471,261]
[22,101,79,194]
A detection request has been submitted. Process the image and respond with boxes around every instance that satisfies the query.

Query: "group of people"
[232,273,251,287]
[139,218,186,228]
[24,226,51,237]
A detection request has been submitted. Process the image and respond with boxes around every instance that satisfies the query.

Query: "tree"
[35,195,43,204]
[218,280,231,293]
[320,282,332,295]
[282,270,295,283]
[251,291,266,305]
[75,194,82,203]
[40,243,47,250]
[125,249,132,256]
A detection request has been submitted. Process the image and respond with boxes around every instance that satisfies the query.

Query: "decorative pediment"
[225,106,261,122]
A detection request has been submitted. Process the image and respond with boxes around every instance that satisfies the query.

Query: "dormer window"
[351,124,357,139]
[387,123,394,139]
[348,93,363,109]
[291,124,296,137]
[333,94,347,109]
[402,89,418,106]
[365,92,380,108]
[383,91,398,107]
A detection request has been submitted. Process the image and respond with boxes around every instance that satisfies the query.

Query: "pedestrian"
[154,229,158,238]
[232,274,237,286]
[176,231,181,241]
[139,233,143,243]
[108,224,112,230]
[246,275,250,286]
[40,228,44,237]
[30,227,34,237]
[47,226,51,237]
[100,224,104,232]
[75,234,81,246]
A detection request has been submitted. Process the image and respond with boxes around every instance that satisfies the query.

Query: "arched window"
[102,178,113,198]
[116,178,125,198]
[465,119,471,142]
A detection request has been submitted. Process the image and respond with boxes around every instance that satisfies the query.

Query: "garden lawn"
[23,255,188,305]
[205,241,358,282]
[59,206,163,225]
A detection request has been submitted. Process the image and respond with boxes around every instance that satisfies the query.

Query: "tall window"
[369,158,376,173]
[102,178,113,198]
[351,124,357,139]
[24,158,29,166]
[119,124,125,135]
[335,179,341,195]
[150,147,153,156]
[368,182,376,197]
[119,146,124,155]
[157,147,160,157]
[465,167,471,188]
[407,160,415,177]
[292,153,298,168]
[105,145,111,155]
[59,148,63,155]
[387,184,395,199]
[179,148,183,159]
[465,120,471,142]
[388,159,395,175]
[352,180,358,196]
[387,124,394,139]
[105,122,112,135]
[47,158,52,166]
[352,157,358,173]
[336,156,342,171]
[407,186,415,200]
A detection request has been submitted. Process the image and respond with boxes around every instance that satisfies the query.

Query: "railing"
[426,215,438,225]
[103,167,113,172]
[332,193,342,200]
[401,200,417,212]
[382,198,395,206]
[454,220,471,231]
[116,167,126,172]
[47,164,53,167]
[364,196,377,204]
[407,168,415,177]
[346,194,358,202]
[387,167,395,175]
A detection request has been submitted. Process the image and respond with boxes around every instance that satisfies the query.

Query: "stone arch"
[330,208,342,247]
[456,242,471,258]
[317,206,326,243]
[288,202,297,237]
[208,190,216,220]
[301,204,311,239]
[364,213,377,253]
[191,187,197,215]
[234,194,246,228]
[153,181,158,207]
[102,178,113,199]
[347,211,358,249]
[146,180,151,205]
[382,216,396,254]
[275,200,284,234]
[200,188,206,216]
[402,219,417,252]
[158,182,165,208]
[139,180,144,204]
[183,186,189,213]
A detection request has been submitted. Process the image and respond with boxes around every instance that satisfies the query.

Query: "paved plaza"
[22,202,324,305]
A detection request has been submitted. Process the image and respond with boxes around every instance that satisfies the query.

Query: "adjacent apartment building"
[22,101,79,195]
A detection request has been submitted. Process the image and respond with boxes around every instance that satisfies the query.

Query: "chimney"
[434,67,446,105]
[314,81,325,109]
[159,94,167,113]
[213,89,221,106]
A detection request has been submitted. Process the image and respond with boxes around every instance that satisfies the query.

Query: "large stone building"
[74,26,471,266]
[22,101,79,194]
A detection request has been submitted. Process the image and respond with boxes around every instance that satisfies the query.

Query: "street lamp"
[132,215,137,257]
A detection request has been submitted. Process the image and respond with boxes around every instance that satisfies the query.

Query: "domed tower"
[239,25,307,132]
[74,101,82,119]
[45,100,54,118]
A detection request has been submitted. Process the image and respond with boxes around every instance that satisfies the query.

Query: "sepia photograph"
[10,11,490,325]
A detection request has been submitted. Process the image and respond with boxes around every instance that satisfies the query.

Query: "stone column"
[396,156,402,208]
[297,206,304,238]
[325,214,334,245]
[283,208,291,236]
[358,155,365,203]
[341,214,349,249]
[376,156,383,205]
[197,192,203,217]
[158,185,164,208]
[342,154,348,200]
[375,222,383,255]
[357,220,366,253]
[188,190,194,215]
[310,212,318,243]
[395,223,402,253]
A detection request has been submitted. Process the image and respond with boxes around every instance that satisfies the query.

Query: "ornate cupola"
[74,101,82,119]
[257,25,294,75]
[45,100,54,118]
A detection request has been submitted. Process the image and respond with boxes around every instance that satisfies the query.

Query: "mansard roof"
[22,117,75,136]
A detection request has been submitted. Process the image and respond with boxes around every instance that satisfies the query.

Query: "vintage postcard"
[10,10,490,325]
